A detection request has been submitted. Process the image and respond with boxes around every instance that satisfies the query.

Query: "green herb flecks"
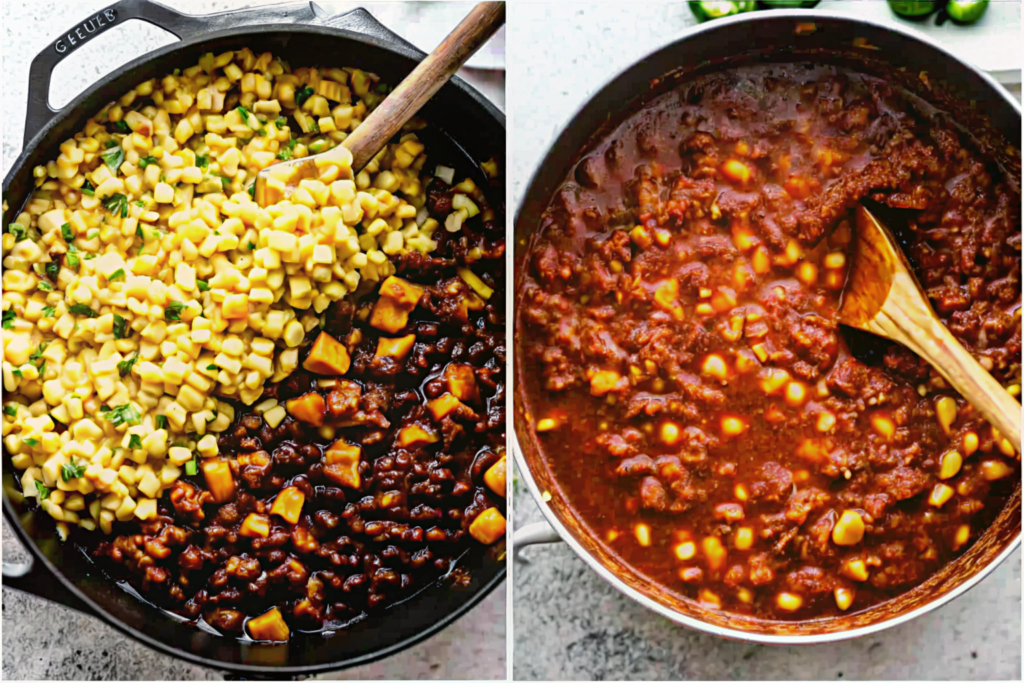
[100,144,125,174]
[164,300,186,321]
[62,458,87,482]
[113,314,128,339]
[68,303,97,318]
[295,85,315,107]
[103,193,130,218]
[117,353,138,377]
[102,403,141,427]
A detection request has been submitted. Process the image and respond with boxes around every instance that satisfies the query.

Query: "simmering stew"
[518,63,1020,620]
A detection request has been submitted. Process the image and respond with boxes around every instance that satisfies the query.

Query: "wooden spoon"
[839,205,1020,448]
[254,2,505,206]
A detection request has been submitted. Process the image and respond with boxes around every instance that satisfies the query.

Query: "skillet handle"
[3,556,96,616]
[23,0,318,146]
[319,7,426,57]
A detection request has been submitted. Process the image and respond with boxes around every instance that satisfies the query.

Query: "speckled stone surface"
[1,2,505,680]
[509,4,1021,681]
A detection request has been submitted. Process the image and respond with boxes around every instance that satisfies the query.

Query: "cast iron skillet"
[2,0,505,675]
[513,11,1020,644]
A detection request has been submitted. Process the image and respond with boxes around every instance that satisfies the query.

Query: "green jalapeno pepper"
[888,1,939,17]
[946,0,989,23]
[689,1,759,23]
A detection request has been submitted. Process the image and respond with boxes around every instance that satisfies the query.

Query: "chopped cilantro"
[80,180,95,197]
[61,457,86,482]
[138,155,158,169]
[165,300,186,321]
[37,361,46,376]
[196,154,209,169]
[206,364,218,371]
[135,200,145,208]
[156,415,168,429]
[29,343,48,363]
[111,120,131,134]
[295,85,315,107]
[102,403,141,427]
[34,480,51,501]
[1,311,14,330]
[12,368,22,378]
[68,303,97,318]
[24,438,39,447]
[276,146,293,161]
[113,314,127,339]
[128,434,142,450]
[108,268,125,282]
[248,241,256,250]
[275,116,288,127]
[117,353,137,377]
[61,223,74,242]
[100,144,125,174]
[3,405,16,417]
[103,193,129,218]
[196,280,210,292]
[41,307,56,318]
[247,182,256,199]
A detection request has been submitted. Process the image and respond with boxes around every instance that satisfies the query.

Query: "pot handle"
[512,521,562,561]
[23,0,318,146]
[3,556,96,616]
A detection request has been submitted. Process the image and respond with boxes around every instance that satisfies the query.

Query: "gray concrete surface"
[1,2,505,680]
[509,4,1021,681]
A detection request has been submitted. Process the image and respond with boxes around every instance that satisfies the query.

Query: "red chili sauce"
[517,64,1021,619]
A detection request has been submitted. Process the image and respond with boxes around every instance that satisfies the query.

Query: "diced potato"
[469,508,506,545]
[285,392,326,426]
[375,334,416,361]
[270,486,305,525]
[427,393,463,421]
[378,275,424,308]
[324,439,361,488]
[302,332,351,375]
[444,363,478,402]
[369,296,410,334]
[397,424,439,449]
[202,460,235,503]
[239,513,271,538]
[484,455,506,497]
[247,607,290,642]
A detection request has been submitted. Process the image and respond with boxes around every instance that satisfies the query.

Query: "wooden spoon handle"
[342,2,505,171]
[874,271,1021,448]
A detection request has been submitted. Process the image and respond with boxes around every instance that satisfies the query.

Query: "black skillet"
[1,0,505,675]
